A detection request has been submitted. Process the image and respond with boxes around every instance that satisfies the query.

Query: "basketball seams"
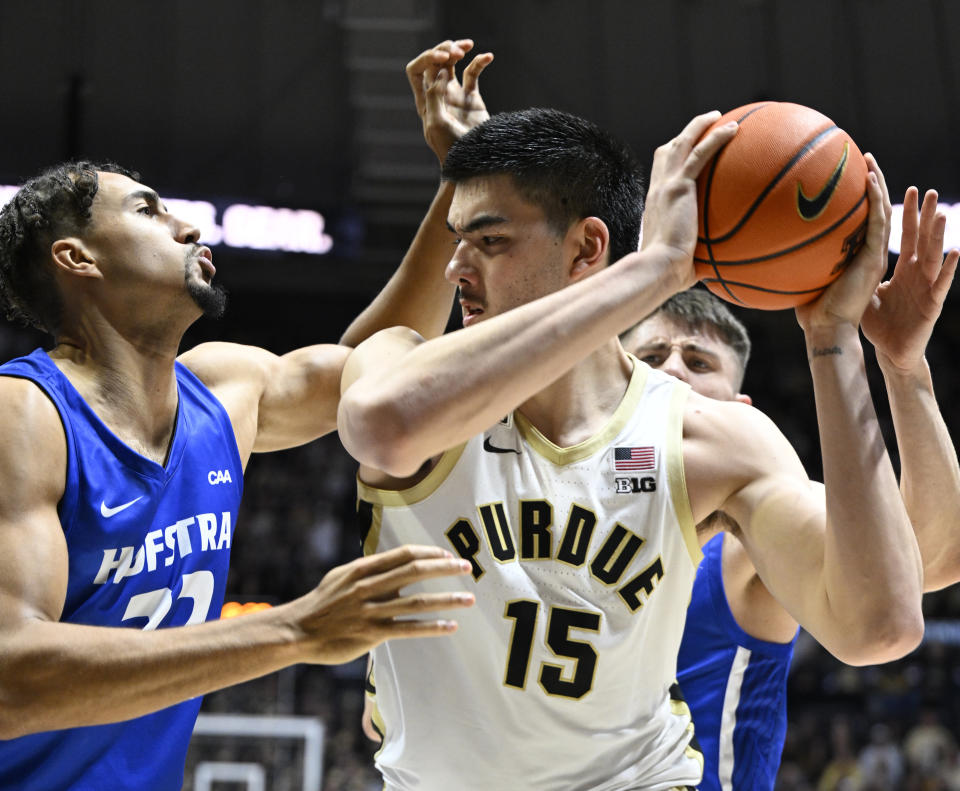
[697,123,840,246]
[698,103,771,307]
[698,278,830,298]
[694,189,867,267]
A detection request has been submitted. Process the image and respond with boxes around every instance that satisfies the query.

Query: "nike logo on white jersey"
[101,496,144,518]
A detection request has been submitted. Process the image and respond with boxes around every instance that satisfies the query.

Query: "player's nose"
[659,350,689,383]
[171,212,201,245]
[445,245,479,287]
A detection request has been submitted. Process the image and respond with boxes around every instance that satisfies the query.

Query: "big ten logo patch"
[615,476,657,494]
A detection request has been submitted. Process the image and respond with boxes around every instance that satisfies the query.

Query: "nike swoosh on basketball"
[483,437,520,455]
[100,496,144,518]
[796,142,848,221]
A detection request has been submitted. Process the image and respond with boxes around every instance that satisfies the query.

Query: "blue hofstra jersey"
[0,349,242,791]
[676,533,798,791]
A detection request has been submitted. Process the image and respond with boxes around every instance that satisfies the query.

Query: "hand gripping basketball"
[694,102,870,310]
[643,111,739,293]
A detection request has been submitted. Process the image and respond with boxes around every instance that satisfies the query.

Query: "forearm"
[807,324,923,659]
[881,358,960,590]
[339,247,684,476]
[339,182,458,346]
[0,606,300,738]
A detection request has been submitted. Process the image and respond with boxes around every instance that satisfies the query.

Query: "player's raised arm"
[691,155,924,664]
[339,40,493,347]
[178,341,351,455]
[337,111,739,478]
[861,186,960,590]
[0,383,472,738]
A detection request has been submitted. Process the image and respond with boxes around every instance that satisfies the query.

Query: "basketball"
[695,102,869,310]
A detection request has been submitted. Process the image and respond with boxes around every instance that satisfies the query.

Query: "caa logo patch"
[208,469,233,485]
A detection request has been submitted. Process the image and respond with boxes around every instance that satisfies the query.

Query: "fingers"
[861,165,889,261]
[898,186,920,263]
[684,119,738,180]
[369,590,475,619]
[918,189,947,282]
[933,248,960,304]
[406,39,475,112]
[406,39,474,76]
[349,544,457,579]
[651,111,736,183]
[461,51,493,97]
[423,67,450,129]
[864,154,893,255]
[374,617,461,639]
[360,555,473,602]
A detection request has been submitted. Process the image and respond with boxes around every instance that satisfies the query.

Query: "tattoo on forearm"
[811,345,843,358]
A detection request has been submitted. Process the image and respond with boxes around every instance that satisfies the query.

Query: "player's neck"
[517,339,632,448]
[50,328,181,463]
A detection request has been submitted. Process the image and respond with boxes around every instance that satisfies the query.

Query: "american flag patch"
[613,446,656,471]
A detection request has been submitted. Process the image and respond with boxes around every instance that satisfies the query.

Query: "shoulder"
[178,342,281,390]
[684,391,804,469]
[0,375,67,504]
[681,391,808,522]
[0,374,64,435]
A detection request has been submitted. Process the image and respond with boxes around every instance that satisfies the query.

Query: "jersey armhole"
[666,381,702,568]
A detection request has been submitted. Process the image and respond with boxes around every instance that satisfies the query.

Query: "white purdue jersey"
[358,360,704,791]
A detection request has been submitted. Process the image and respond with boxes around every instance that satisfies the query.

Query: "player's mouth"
[195,247,216,281]
[459,297,485,327]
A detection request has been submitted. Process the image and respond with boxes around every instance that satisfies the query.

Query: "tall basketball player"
[336,80,927,788]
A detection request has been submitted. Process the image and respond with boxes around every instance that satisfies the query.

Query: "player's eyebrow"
[636,339,721,359]
[680,341,720,358]
[124,189,165,211]
[446,214,509,235]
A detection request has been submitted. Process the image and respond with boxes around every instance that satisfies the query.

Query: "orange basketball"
[694,102,869,310]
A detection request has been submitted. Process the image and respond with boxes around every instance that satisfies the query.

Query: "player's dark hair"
[442,108,645,265]
[645,288,752,387]
[0,160,138,334]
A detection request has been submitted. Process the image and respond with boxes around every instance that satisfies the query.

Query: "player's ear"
[51,239,102,279]
[569,217,609,281]
[735,392,752,405]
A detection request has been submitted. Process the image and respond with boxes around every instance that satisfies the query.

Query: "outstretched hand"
[795,153,892,332]
[293,545,474,665]
[861,186,959,374]
[406,38,493,163]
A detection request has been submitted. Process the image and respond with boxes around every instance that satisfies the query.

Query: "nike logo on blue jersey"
[100,496,144,518]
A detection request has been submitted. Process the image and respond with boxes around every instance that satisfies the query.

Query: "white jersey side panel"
[357,361,703,791]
